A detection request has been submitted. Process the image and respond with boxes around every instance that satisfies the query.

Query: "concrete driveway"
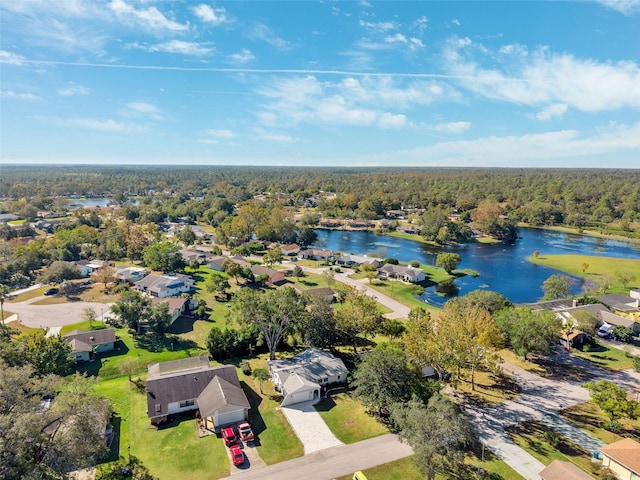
[280,401,343,454]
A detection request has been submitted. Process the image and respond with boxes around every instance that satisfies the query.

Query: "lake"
[312,228,640,306]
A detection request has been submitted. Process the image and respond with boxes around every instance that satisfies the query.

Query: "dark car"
[221,426,237,446]
[44,288,58,296]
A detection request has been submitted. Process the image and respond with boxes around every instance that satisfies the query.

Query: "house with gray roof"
[134,273,194,298]
[336,254,383,268]
[377,263,426,283]
[268,348,348,406]
[600,310,640,334]
[145,356,249,429]
[595,293,640,313]
[64,328,117,363]
[299,248,335,261]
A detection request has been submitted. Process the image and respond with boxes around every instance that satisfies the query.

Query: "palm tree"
[0,284,10,325]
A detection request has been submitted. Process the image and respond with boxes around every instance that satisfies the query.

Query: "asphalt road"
[220,434,413,480]
[6,298,115,329]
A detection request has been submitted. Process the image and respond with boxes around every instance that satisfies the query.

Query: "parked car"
[44,288,58,296]
[221,426,237,446]
[237,422,254,442]
[597,323,613,338]
[229,444,244,466]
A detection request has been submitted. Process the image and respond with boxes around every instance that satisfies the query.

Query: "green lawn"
[7,285,50,302]
[335,448,525,480]
[365,279,441,312]
[571,341,635,371]
[94,376,230,480]
[315,392,389,444]
[528,254,640,293]
[561,401,640,444]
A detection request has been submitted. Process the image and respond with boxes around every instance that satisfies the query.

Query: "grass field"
[561,401,640,445]
[315,392,389,444]
[571,341,636,371]
[528,254,640,293]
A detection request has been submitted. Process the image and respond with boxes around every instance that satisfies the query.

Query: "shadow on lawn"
[241,382,268,447]
[72,340,130,377]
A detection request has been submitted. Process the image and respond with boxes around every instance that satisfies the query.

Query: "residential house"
[560,330,589,351]
[595,294,640,313]
[134,273,194,298]
[319,220,343,228]
[0,213,20,223]
[349,220,373,229]
[250,265,286,285]
[598,438,640,480]
[280,243,301,256]
[539,460,594,480]
[64,328,117,363]
[74,259,106,277]
[600,311,640,335]
[145,356,250,430]
[150,297,190,324]
[268,348,348,406]
[291,285,336,303]
[336,254,383,269]
[299,248,335,261]
[377,264,426,283]
[630,289,640,300]
[207,256,228,271]
[397,225,421,235]
[180,248,213,265]
[114,266,149,283]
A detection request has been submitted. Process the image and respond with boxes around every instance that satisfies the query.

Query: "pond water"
[312,228,640,306]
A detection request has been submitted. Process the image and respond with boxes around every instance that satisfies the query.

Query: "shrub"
[410,260,420,268]
[612,325,633,343]
[240,360,252,376]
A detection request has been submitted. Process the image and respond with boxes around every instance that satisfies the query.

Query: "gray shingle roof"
[197,376,250,419]
[64,328,116,346]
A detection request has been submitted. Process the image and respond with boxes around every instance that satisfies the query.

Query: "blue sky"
[1,0,639,168]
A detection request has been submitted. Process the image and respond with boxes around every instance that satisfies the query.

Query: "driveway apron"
[280,401,343,454]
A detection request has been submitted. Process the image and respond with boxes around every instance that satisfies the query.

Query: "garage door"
[216,409,245,427]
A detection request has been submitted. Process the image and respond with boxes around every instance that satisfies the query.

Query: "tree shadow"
[99,415,122,464]
[313,396,337,412]
[241,382,266,446]
[169,316,196,334]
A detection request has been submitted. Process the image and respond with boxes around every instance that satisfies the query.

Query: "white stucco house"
[64,328,117,363]
[267,348,348,407]
[114,266,149,283]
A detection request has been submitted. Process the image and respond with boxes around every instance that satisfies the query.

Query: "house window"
[337,375,341,380]
[155,404,161,413]
[179,399,195,408]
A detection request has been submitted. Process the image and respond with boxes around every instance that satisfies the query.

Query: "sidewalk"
[538,412,604,453]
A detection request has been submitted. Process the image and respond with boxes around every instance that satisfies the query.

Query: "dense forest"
[1,165,639,235]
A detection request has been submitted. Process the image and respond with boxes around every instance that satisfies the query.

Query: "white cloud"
[385,33,407,44]
[129,40,213,56]
[126,102,164,120]
[0,90,41,100]
[431,121,472,133]
[0,50,26,65]
[594,0,640,14]
[533,103,568,121]
[256,132,294,142]
[43,116,147,133]
[451,19,461,26]
[205,129,235,139]
[192,4,230,25]
[359,20,398,32]
[248,24,289,50]
[229,48,255,64]
[255,75,447,130]
[366,122,640,166]
[58,82,90,96]
[443,37,640,112]
[414,16,428,33]
[108,0,189,32]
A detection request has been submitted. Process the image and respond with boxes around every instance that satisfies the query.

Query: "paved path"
[229,443,267,475]
[280,401,343,454]
[538,413,604,453]
[219,433,413,480]
[301,265,411,319]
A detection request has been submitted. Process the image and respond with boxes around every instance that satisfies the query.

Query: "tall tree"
[143,241,184,273]
[304,295,337,349]
[495,307,561,360]
[206,273,231,300]
[110,290,150,333]
[252,368,270,394]
[435,253,461,274]
[14,329,71,376]
[352,344,415,417]
[391,394,475,480]
[93,264,116,291]
[230,287,308,360]
[335,287,383,353]
[542,273,575,300]
[145,301,172,335]
[37,261,82,285]
[584,379,639,430]
[0,283,10,325]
